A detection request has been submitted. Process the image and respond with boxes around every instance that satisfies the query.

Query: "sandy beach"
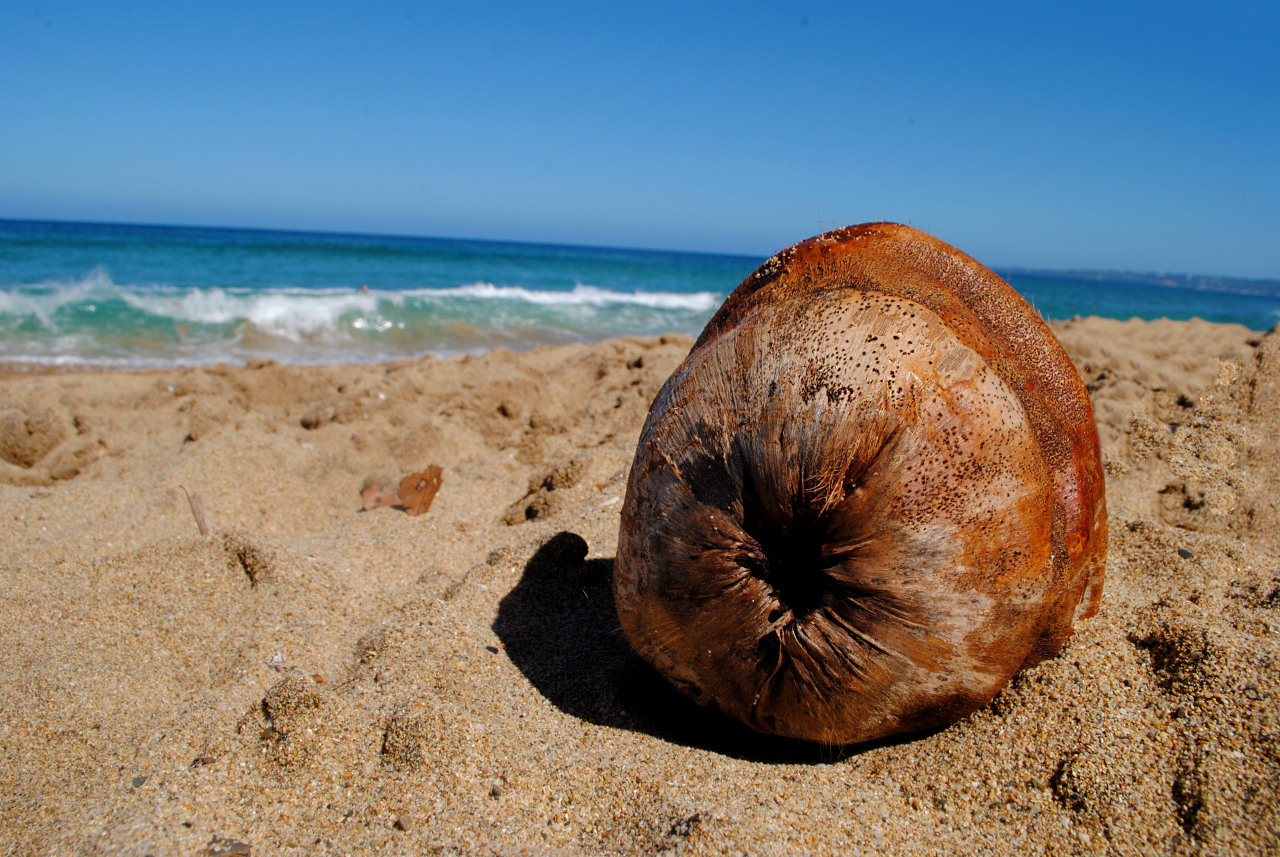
[1,316,1276,856]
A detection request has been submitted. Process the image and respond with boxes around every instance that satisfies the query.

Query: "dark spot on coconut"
[741,499,834,620]
[682,448,740,513]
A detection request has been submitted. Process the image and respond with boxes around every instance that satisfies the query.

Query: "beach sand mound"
[0,319,1276,856]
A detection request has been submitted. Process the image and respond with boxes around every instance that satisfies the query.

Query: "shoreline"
[0,315,1272,383]
[1,316,1276,855]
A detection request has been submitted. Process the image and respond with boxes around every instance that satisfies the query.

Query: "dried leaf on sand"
[397,465,444,516]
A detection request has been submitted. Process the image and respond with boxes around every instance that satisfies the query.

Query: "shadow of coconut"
[493,531,937,763]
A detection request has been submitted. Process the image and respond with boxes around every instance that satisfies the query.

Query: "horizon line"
[3,215,1276,287]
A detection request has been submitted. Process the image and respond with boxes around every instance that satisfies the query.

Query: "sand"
[0,317,1276,856]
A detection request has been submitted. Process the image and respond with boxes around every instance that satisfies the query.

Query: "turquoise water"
[2,219,1277,368]
[999,271,1280,333]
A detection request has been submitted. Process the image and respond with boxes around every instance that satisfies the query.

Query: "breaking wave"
[0,270,724,367]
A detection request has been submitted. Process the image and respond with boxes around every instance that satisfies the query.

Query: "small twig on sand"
[180,485,211,536]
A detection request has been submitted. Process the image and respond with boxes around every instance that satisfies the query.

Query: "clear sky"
[2,2,1277,278]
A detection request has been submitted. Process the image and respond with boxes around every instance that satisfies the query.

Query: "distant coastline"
[1001,266,1280,298]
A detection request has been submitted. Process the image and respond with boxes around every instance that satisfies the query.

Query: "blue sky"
[2,2,1277,277]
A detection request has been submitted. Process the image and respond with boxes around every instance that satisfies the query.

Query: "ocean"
[2,219,1277,369]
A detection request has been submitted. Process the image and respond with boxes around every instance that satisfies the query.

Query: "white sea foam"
[402,281,722,311]
[118,288,384,341]
[0,267,118,326]
[2,274,720,336]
